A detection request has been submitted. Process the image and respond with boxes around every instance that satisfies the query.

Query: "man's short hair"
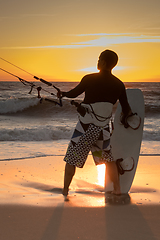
[99,50,118,69]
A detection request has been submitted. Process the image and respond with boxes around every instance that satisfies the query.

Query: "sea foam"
[0,97,39,114]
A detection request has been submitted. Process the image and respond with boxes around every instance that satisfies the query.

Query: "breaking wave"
[0,125,73,141]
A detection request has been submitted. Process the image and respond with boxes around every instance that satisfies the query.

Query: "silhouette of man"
[58,49,131,197]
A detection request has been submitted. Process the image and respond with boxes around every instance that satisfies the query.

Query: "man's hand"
[120,110,133,128]
[57,90,63,98]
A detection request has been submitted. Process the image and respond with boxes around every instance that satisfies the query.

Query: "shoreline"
[1,153,160,162]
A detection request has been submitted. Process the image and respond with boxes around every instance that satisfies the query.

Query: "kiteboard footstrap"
[120,112,141,130]
[116,157,134,175]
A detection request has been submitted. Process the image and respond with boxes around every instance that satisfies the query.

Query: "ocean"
[0,81,160,161]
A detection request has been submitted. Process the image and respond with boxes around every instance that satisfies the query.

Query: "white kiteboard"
[105,89,144,194]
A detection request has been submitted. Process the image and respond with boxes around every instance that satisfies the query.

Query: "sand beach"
[0,155,160,240]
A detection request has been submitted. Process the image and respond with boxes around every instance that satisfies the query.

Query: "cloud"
[70,35,160,47]
[0,13,56,21]
[1,34,160,49]
[69,33,134,37]
[19,13,57,17]
[77,66,127,73]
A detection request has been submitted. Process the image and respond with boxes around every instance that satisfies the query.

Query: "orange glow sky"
[0,0,160,82]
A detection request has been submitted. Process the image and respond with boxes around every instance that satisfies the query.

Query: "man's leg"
[62,162,76,196]
[106,161,121,195]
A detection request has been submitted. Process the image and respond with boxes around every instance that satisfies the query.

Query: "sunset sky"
[0,0,160,82]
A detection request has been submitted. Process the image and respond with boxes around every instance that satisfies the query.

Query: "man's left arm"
[119,87,133,128]
[58,78,86,99]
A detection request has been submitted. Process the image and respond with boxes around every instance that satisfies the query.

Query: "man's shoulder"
[80,73,99,85]
[111,73,122,82]
[82,72,99,79]
[111,74,125,88]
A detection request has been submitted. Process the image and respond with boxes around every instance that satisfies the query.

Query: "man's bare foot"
[62,188,69,197]
[112,190,121,196]
[62,188,69,201]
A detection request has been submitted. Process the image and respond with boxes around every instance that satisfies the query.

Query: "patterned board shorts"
[64,121,114,168]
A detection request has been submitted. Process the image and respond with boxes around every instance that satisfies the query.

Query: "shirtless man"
[58,49,131,197]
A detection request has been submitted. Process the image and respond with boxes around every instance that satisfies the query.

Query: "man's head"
[97,49,118,71]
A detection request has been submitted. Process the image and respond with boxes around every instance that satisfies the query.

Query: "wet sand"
[0,155,160,240]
